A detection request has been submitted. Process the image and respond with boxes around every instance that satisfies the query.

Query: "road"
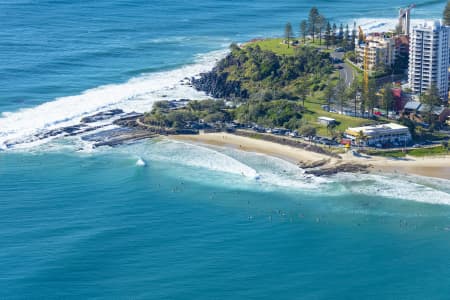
[330,51,356,87]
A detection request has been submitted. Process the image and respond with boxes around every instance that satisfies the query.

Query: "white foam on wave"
[332,173,450,205]
[152,140,450,205]
[216,146,329,191]
[0,49,228,150]
[136,157,146,167]
[116,140,259,179]
[353,17,428,33]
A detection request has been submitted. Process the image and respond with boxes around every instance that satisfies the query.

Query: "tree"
[331,23,337,46]
[338,23,344,45]
[442,140,449,154]
[285,22,294,48]
[308,7,320,43]
[325,22,332,49]
[323,80,336,111]
[364,79,378,117]
[300,20,308,43]
[299,124,316,139]
[317,15,327,45]
[335,77,347,113]
[355,130,369,147]
[381,83,394,117]
[344,24,349,49]
[296,78,310,108]
[399,117,416,139]
[444,1,450,25]
[351,22,357,50]
[355,130,368,148]
[347,79,361,117]
[420,84,442,126]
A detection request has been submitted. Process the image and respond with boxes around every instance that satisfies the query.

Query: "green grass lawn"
[242,37,382,138]
[245,38,297,55]
[302,100,375,137]
[245,38,329,56]
[364,145,449,158]
[408,145,449,157]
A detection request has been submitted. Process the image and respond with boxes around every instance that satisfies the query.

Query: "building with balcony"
[356,34,396,71]
[408,20,450,100]
[344,123,412,147]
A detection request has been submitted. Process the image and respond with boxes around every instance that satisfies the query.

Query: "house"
[344,123,411,147]
[418,105,450,123]
[402,101,450,123]
[403,100,422,115]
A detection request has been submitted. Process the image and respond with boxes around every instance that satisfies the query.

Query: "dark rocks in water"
[305,163,369,176]
[191,70,248,99]
[82,127,157,147]
[80,109,124,123]
[298,159,330,169]
[113,112,143,127]
[5,123,102,148]
[36,124,100,140]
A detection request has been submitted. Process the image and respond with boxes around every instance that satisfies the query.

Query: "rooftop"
[346,123,409,136]
[318,116,336,122]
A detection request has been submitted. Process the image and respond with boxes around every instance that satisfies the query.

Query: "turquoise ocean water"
[1,0,450,298]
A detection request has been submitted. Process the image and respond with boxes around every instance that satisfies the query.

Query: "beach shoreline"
[171,132,450,180]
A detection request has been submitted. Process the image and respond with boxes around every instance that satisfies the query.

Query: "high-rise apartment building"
[408,20,450,100]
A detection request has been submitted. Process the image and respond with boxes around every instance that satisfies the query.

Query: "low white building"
[317,116,336,126]
[344,123,411,147]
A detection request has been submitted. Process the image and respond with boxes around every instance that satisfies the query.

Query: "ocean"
[1,0,450,298]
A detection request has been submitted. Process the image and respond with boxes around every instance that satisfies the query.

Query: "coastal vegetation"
[234,100,304,129]
[142,4,449,155]
[143,99,231,130]
[192,43,333,100]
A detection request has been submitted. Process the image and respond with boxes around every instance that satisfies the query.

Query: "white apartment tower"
[408,20,450,100]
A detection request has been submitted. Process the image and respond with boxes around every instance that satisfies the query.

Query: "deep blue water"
[1,0,450,298]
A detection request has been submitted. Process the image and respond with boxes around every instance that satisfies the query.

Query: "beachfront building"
[344,123,412,147]
[408,20,450,100]
[356,34,396,71]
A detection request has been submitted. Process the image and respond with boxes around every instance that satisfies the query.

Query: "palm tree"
[355,130,368,149]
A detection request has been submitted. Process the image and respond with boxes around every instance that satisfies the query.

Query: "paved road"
[330,51,356,87]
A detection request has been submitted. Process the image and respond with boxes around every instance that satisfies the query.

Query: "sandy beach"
[172,132,450,180]
[351,154,450,180]
[173,131,335,164]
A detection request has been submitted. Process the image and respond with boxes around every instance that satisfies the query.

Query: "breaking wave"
[0,49,227,150]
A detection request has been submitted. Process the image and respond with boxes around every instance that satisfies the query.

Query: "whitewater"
[2,1,450,298]
[0,50,227,150]
[0,13,448,205]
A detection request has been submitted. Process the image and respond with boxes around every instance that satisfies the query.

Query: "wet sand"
[171,132,450,180]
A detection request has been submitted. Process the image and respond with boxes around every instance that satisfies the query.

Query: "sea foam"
[353,17,429,33]
[0,49,227,150]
